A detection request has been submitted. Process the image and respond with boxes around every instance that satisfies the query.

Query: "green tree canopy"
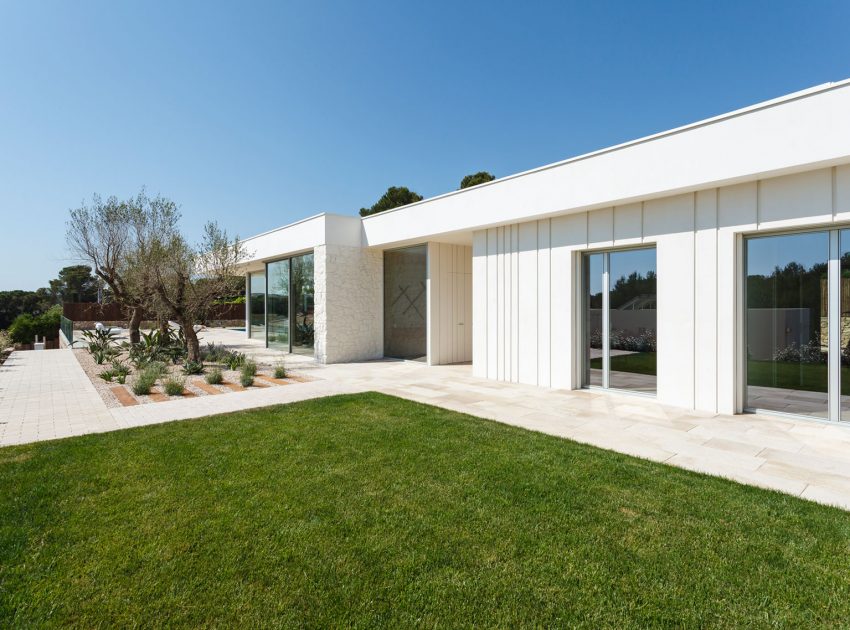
[359,186,423,217]
[459,171,495,189]
[49,265,100,303]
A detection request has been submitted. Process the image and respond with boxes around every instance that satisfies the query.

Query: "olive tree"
[66,194,147,343]
[141,214,246,362]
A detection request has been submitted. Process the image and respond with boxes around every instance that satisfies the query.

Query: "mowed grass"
[2,394,850,627]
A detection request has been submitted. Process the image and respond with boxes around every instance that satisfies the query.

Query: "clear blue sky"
[2,0,849,290]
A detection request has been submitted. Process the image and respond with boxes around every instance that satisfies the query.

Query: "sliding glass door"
[745,232,828,418]
[291,252,315,355]
[261,252,314,355]
[266,259,290,351]
[583,247,657,394]
[248,272,266,340]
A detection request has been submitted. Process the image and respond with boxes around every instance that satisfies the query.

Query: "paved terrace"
[3,340,850,511]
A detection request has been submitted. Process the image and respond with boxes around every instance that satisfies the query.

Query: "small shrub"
[205,368,223,385]
[239,371,254,387]
[225,350,246,371]
[243,360,257,377]
[182,360,204,375]
[163,376,185,396]
[116,372,127,385]
[91,348,108,365]
[273,362,287,379]
[132,367,159,396]
[201,342,229,363]
[0,330,11,352]
[98,370,115,382]
[147,361,169,377]
[111,359,131,377]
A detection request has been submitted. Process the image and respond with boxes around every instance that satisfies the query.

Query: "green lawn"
[590,351,656,375]
[2,393,850,627]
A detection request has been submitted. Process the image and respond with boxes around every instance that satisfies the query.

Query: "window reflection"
[249,272,265,340]
[608,249,657,393]
[746,232,828,418]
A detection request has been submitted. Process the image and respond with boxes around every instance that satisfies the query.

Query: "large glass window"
[583,247,657,394]
[384,245,427,360]
[247,252,315,357]
[608,249,657,392]
[248,272,266,340]
[584,253,604,387]
[745,232,828,419]
[291,253,315,355]
[266,259,290,351]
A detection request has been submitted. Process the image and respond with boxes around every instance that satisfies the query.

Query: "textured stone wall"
[314,244,383,363]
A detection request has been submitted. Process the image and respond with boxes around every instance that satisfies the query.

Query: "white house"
[239,79,850,424]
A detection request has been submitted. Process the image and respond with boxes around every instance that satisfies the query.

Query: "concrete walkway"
[4,349,850,510]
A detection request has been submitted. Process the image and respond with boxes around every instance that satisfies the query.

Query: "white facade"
[240,80,850,421]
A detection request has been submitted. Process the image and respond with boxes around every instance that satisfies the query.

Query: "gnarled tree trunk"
[128,307,142,345]
[181,319,201,362]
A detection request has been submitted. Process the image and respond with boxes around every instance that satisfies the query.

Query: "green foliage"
[129,328,187,367]
[98,370,114,382]
[459,171,495,189]
[48,265,100,304]
[239,360,257,387]
[205,368,223,385]
[81,326,120,364]
[359,186,423,217]
[0,288,56,330]
[110,359,131,384]
[0,330,10,352]
[110,359,131,377]
[273,362,287,379]
[162,376,185,396]
[131,367,160,395]
[224,350,246,371]
[182,360,204,375]
[8,305,62,344]
[200,342,229,363]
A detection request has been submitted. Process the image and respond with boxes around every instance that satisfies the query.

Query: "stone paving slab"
[6,349,850,511]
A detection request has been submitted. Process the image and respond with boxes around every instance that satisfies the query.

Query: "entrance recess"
[384,244,427,360]
[583,247,657,394]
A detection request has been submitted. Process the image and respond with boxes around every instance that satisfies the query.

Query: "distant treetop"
[359,186,423,217]
[459,171,495,189]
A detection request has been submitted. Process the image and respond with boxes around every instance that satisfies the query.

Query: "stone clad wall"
[314,244,383,363]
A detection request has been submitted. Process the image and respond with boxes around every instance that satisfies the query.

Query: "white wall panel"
[510,226,520,382]
[486,228,498,379]
[694,189,718,412]
[645,194,695,408]
[758,168,832,228]
[835,165,850,221]
[427,242,472,366]
[551,214,586,389]
[537,220,552,387]
[588,207,614,248]
[517,222,538,384]
[614,203,643,245]
[718,182,758,229]
[472,231,487,377]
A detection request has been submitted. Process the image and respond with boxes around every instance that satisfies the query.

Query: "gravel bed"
[73,348,298,407]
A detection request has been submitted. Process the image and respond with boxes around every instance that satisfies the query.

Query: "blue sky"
[1,1,849,290]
